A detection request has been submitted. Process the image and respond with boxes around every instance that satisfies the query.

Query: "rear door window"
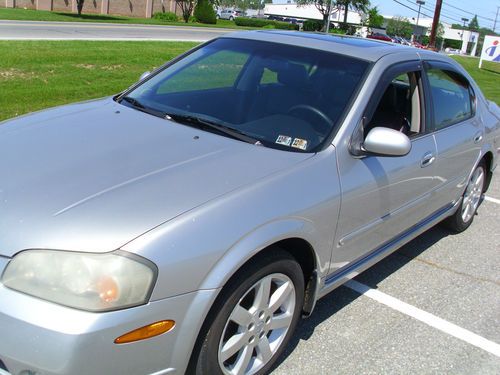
[426,68,475,130]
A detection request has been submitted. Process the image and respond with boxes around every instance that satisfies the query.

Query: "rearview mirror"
[363,127,411,156]
[139,71,151,81]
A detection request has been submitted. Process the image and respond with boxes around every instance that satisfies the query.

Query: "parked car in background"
[412,40,426,49]
[367,32,393,42]
[267,14,285,22]
[218,8,243,20]
[0,31,498,375]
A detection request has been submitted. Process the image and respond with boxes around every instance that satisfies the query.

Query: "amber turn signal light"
[114,320,175,344]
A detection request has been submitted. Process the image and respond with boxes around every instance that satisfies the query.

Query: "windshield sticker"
[292,138,308,150]
[276,135,293,146]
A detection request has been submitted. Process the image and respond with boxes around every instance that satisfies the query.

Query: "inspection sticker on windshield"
[292,138,308,150]
[276,135,292,146]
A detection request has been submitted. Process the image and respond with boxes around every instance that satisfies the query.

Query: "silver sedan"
[0,31,499,375]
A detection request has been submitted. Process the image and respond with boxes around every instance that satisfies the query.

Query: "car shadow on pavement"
[274,225,452,369]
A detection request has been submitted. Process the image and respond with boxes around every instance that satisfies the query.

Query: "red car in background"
[367,32,393,42]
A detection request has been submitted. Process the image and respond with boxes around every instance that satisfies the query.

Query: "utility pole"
[416,0,425,26]
[494,6,499,33]
[429,0,442,48]
[414,0,425,42]
[461,17,469,41]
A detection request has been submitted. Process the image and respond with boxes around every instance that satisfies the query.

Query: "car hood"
[0,98,311,257]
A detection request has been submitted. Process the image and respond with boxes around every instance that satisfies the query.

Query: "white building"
[264,3,365,25]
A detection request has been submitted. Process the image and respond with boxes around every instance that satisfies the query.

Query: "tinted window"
[157,50,248,93]
[427,68,474,130]
[366,71,422,137]
[125,38,369,152]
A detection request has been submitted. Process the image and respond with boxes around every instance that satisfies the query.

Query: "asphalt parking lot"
[273,169,500,374]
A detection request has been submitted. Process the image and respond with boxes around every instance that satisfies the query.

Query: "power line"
[397,0,496,29]
[399,0,464,24]
[391,0,434,19]
[441,1,496,22]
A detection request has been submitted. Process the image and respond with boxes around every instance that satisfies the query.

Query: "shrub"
[273,21,299,30]
[193,0,216,25]
[234,17,270,27]
[303,19,323,32]
[153,12,178,22]
[329,28,346,35]
[234,17,299,30]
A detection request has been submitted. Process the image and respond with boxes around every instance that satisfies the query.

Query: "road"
[272,170,500,374]
[0,20,232,41]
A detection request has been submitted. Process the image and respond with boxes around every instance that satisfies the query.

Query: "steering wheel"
[287,104,333,134]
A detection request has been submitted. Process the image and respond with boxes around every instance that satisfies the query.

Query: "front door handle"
[421,152,435,168]
[474,132,483,144]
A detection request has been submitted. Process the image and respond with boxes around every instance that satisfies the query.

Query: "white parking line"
[345,279,500,358]
[484,196,500,205]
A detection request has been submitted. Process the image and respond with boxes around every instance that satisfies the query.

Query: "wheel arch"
[186,233,320,374]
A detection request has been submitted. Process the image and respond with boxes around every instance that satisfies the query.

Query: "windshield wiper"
[119,96,167,119]
[165,113,262,145]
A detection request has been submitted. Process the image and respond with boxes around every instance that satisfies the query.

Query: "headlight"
[1,250,157,312]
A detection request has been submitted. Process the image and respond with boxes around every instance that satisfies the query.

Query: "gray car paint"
[0,31,498,375]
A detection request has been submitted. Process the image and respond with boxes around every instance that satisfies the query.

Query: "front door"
[332,62,441,269]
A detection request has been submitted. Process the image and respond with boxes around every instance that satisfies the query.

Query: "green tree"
[175,0,196,22]
[337,0,369,26]
[194,0,217,23]
[386,16,413,39]
[296,0,340,30]
[367,6,383,28]
[468,15,479,31]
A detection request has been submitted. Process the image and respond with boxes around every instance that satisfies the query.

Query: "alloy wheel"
[461,166,484,223]
[217,273,296,375]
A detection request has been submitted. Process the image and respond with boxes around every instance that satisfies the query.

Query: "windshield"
[123,38,369,152]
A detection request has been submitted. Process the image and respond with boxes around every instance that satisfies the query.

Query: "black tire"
[443,162,486,233]
[191,249,304,375]
[229,16,234,21]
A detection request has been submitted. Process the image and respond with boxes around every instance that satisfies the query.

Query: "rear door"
[423,61,482,208]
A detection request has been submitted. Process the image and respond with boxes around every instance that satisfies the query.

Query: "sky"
[373,0,500,30]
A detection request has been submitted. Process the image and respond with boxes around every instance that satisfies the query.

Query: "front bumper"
[0,257,217,375]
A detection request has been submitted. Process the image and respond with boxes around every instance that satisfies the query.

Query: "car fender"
[197,217,322,292]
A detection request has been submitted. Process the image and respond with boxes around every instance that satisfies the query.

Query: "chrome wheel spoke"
[269,281,293,313]
[232,345,253,375]
[268,312,293,330]
[221,333,249,362]
[254,277,271,310]
[230,305,253,326]
[256,336,273,363]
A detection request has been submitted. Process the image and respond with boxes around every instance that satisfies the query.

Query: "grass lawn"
[0,41,197,121]
[0,8,246,29]
[0,41,499,122]
[451,56,500,104]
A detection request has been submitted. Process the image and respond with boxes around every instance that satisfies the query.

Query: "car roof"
[221,30,441,63]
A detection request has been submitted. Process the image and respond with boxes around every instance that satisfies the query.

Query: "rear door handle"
[421,152,435,168]
[474,132,483,144]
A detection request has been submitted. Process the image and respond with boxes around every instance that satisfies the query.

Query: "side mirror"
[139,71,151,81]
[363,127,411,156]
